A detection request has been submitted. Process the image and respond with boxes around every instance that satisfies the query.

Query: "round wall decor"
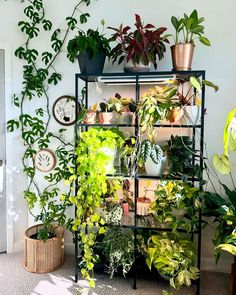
[52,95,76,126]
[34,149,56,172]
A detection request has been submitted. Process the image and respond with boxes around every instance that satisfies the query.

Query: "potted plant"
[139,232,200,290]
[109,14,169,72]
[82,103,98,124]
[164,135,202,180]
[139,84,179,138]
[170,9,211,70]
[149,180,201,231]
[66,127,124,287]
[113,93,137,125]
[67,25,110,74]
[99,96,123,124]
[139,139,166,176]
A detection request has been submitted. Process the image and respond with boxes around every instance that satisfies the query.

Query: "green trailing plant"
[165,135,201,180]
[149,180,201,232]
[170,9,211,46]
[66,127,124,287]
[6,0,95,240]
[67,24,111,63]
[100,226,135,278]
[139,232,199,290]
[109,14,169,68]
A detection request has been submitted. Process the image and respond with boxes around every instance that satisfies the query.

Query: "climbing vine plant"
[7,0,94,240]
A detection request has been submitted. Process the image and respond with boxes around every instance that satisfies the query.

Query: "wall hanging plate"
[34,149,56,172]
[52,95,76,126]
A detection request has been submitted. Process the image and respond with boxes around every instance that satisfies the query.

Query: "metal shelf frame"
[74,71,206,295]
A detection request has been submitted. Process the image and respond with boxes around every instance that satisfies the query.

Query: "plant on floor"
[203,107,236,260]
[66,127,124,287]
[164,135,202,180]
[109,14,169,69]
[6,0,95,240]
[139,232,199,290]
[149,180,201,232]
[100,226,135,278]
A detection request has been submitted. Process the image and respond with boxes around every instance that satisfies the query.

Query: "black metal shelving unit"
[74,70,206,295]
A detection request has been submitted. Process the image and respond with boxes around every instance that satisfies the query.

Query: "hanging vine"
[7,0,94,239]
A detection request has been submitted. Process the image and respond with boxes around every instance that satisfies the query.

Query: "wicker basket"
[24,224,64,273]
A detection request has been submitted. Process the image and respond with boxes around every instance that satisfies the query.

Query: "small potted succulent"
[109,14,169,72]
[170,9,211,70]
[67,24,110,74]
[139,139,166,177]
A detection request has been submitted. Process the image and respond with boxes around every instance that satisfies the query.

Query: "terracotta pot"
[99,112,114,124]
[171,43,195,71]
[24,224,64,273]
[83,111,96,124]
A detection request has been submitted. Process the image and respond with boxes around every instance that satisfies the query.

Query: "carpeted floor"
[0,253,229,295]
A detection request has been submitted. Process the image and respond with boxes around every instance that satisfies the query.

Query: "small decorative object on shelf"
[109,14,169,72]
[34,149,56,172]
[52,95,76,126]
[169,9,211,70]
[137,180,152,216]
[83,103,98,124]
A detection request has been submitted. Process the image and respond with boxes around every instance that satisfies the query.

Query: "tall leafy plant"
[7,0,94,239]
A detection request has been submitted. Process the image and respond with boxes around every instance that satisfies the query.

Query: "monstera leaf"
[213,154,230,175]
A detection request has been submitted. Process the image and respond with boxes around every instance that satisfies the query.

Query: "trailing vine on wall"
[7,0,94,240]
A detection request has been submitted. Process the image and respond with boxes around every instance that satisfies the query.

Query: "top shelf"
[76,70,206,83]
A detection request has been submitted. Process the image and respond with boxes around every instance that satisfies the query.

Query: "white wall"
[0,0,235,272]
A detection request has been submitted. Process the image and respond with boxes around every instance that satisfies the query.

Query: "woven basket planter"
[24,224,64,273]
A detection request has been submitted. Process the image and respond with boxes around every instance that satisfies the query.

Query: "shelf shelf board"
[78,123,202,128]
[76,70,206,83]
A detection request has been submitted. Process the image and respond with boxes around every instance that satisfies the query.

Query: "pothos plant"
[6,0,95,240]
[66,127,124,287]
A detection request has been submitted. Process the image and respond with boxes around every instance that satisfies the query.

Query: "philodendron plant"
[66,127,124,287]
[139,232,199,290]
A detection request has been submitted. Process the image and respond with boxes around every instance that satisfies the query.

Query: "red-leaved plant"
[108,14,169,69]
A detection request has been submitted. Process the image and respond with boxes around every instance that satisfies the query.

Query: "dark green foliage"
[67,29,111,63]
[165,135,201,179]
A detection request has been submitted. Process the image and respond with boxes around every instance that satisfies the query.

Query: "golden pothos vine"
[7,0,94,240]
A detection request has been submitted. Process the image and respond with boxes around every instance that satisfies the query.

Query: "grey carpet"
[0,253,229,295]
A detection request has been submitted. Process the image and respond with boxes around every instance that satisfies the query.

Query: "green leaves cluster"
[171,9,211,46]
[139,139,163,166]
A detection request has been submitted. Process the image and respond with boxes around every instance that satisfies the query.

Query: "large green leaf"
[223,107,236,156]
[216,243,236,255]
[150,144,163,164]
[229,127,236,152]
[202,80,219,92]
[222,184,236,210]
[140,140,152,162]
[190,76,201,93]
[199,36,211,46]
[213,154,230,175]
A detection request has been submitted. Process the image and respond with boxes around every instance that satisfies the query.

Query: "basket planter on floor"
[24,224,64,273]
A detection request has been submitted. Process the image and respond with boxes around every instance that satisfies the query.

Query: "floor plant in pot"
[66,127,124,287]
[109,14,169,72]
[170,9,211,70]
[67,22,110,74]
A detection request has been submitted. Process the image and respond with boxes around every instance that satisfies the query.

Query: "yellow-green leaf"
[213,154,230,175]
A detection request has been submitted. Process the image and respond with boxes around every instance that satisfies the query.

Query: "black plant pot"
[78,50,106,74]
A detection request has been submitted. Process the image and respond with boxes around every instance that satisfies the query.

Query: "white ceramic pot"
[145,156,167,176]
[124,59,151,73]
[181,105,201,125]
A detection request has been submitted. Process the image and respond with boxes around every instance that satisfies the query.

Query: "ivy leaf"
[51,38,62,52]
[24,148,36,159]
[66,17,77,30]
[42,19,52,31]
[35,108,44,117]
[22,131,35,144]
[48,72,62,85]
[24,5,34,18]
[38,137,50,149]
[42,51,53,65]
[7,120,20,132]
[33,0,43,11]
[13,95,20,107]
[80,13,90,24]
[26,49,38,63]
[15,47,26,59]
